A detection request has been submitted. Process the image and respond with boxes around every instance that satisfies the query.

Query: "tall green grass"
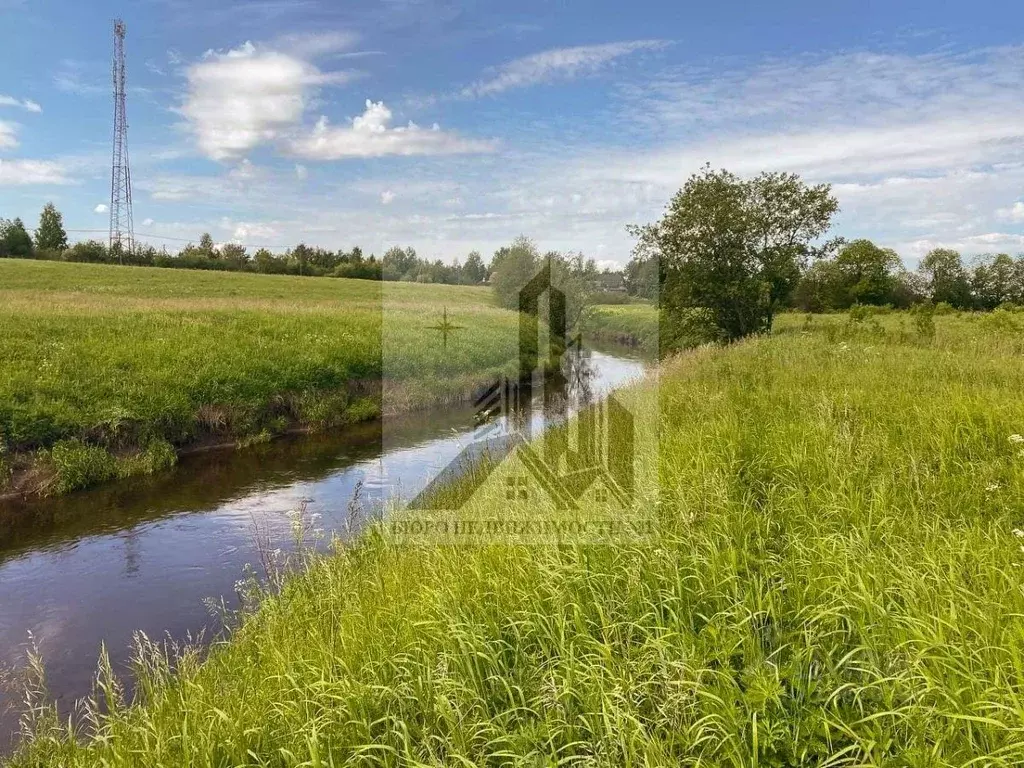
[7,313,1024,764]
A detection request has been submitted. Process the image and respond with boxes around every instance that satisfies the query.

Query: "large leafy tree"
[972,253,1016,309]
[0,217,34,258]
[918,248,971,308]
[382,246,418,281]
[35,202,68,252]
[631,166,839,342]
[833,239,901,307]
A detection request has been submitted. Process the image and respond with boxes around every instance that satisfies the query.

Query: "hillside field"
[0,260,523,495]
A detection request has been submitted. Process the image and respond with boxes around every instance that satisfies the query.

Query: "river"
[0,348,645,754]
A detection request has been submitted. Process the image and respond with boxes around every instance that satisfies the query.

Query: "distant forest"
[5,197,1024,314]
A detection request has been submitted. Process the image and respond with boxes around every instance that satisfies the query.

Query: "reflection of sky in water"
[0,350,644,752]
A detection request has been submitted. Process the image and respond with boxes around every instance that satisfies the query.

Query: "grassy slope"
[586,303,658,351]
[0,261,520,494]
[9,312,1024,765]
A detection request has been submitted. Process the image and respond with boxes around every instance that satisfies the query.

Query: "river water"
[0,349,644,754]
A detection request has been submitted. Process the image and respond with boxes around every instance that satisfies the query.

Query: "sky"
[2,0,1024,268]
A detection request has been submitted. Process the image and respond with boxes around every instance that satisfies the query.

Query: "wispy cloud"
[272,30,360,58]
[53,60,105,96]
[0,121,18,150]
[459,40,667,98]
[0,95,41,113]
[288,100,496,160]
[0,158,73,186]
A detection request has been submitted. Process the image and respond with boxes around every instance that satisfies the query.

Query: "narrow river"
[0,349,645,754]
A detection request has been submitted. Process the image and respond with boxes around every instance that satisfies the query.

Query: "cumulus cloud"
[380,189,395,205]
[294,163,308,180]
[94,203,108,213]
[0,95,41,112]
[181,41,355,161]
[289,100,496,159]
[0,120,17,150]
[142,217,154,226]
[461,40,666,97]
[0,158,73,185]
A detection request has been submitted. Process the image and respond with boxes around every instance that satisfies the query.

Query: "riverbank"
[6,313,1024,765]
[0,261,524,498]
[585,303,658,351]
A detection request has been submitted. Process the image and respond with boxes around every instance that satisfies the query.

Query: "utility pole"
[109,18,134,260]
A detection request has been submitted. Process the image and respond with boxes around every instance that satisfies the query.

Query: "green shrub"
[910,301,936,340]
[48,439,118,494]
[118,438,177,478]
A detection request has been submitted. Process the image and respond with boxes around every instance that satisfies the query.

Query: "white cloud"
[380,189,395,205]
[461,40,666,97]
[289,100,496,159]
[142,217,154,226]
[996,201,1024,222]
[294,163,308,180]
[94,203,108,213]
[180,41,354,161]
[221,218,280,242]
[0,159,73,185]
[0,121,17,150]
[0,95,41,112]
[228,158,261,180]
[273,31,359,58]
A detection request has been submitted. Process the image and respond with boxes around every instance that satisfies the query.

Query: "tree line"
[0,203,491,286]
[625,165,1024,347]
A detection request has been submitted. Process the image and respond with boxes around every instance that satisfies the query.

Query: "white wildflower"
[1009,434,1024,444]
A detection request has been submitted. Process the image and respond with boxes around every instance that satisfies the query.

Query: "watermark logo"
[384,262,654,543]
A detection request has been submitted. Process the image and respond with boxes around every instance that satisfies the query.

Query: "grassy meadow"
[8,310,1024,765]
[0,260,522,496]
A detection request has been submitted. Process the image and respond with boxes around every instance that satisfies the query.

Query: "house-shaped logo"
[407,262,635,512]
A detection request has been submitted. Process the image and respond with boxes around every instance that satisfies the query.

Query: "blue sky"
[2,0,1024,267]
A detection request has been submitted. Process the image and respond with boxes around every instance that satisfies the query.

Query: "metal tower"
[109,19,134,257]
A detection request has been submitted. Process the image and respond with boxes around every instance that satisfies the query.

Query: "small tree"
[489,236,596,329]
[35,202,68,252]
[0,217,34,258]
[198,232,216,256]
[631,166,839,342]
[462,250,486,284]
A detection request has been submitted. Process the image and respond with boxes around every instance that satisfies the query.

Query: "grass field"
[0,260,522,495]
[8,311,1024,765]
